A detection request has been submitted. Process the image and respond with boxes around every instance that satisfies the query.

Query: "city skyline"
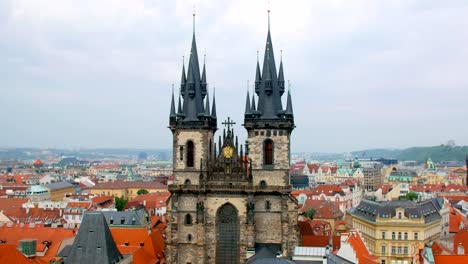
[1,0,467,152]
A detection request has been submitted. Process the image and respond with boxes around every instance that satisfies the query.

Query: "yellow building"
[45,181,75,201]
[90,180,167,200]
[349,199,442,264]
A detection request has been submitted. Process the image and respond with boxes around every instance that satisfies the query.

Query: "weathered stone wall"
[254,195,282,243]
[247,129,291,187]
[251,169,289,186]
[247,129,290,170]
[172,129,214,184]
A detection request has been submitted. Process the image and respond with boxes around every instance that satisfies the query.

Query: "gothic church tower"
[166,12,298,264]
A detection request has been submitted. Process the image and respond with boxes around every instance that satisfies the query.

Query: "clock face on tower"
[222,146,234,158]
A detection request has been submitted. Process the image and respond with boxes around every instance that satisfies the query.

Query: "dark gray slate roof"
[291,175,309,189]
[246,243,282,264]
[66,212,122,264]
[327,253,354,264]
[101,208,147,226]
[45,181,74,190]
[349,199,441,223]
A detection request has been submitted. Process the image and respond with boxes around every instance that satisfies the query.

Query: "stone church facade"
[165,14,298,264]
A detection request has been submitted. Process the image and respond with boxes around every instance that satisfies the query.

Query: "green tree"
[405,192,418,201]
[115,196,128,211]
[137,189,149,195]
[304,209,316,219]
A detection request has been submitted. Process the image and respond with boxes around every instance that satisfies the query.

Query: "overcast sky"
[1,0,467,153]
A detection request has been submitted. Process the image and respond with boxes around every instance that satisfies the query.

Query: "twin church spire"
[245,10,294,129]
[169,13,216,130]
[170,10,294,130]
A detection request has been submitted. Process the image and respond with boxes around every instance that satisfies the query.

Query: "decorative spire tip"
[267,2,271,31]
[192,5,196,34]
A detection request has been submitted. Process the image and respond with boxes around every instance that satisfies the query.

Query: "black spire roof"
[169,14,216,130]
[169,85,176,121]
[244,11,294,130]
[66,212,123,264]
[245,84,251,115]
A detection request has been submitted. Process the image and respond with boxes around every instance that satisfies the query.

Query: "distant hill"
[352,145,468,163]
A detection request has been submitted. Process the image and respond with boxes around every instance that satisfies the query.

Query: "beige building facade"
[349,199,442,264]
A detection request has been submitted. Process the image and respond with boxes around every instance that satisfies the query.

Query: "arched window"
[184,179,191,186]
[187,234,192,242]
[398,212,402,219]
[264,139,273,165]
[392,232,396,240]
[187,141,194,167]
[398,232,402,240]
[259,180,267,188]
[265,200,271,211]
[404,232,408,240]
[185,214,192,225]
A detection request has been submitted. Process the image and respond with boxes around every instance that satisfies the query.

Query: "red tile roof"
[0,244,38,263]
[298,219,331,236]
[449,205,468,233]
[3,207,62,224]
[433,255,468,263]
[127,192,170,207]
[132,229,165,264]
[378,184,393,194]
[291,189,313,197]
[431,241,453,255]
[110,228,150,255]
[0,198,28,212]
[453,229,468,254]
[344,230,379,264]
[302,235,340,251]
[410,184,444,193]
[0,225,76,263]
[311,185,345,196]
[300,199,343,219]
[308,164,320,172]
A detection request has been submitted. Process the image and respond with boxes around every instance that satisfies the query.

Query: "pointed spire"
[278,50,285,95]
[201,54,207,85]
[170,84,176,118]
[204,89,210,116]
[201,52,207,98]
[251,86,257,111]
[211,87,217,118]
[286,80,294,116]
[245,81,251,115]
[255,51,261,94]
[177,92,183,115]
[180,56,186,95]
[171,12,216,130]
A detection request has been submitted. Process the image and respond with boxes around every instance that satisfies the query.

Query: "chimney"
[143,200,146,206]
[60,209,63,217]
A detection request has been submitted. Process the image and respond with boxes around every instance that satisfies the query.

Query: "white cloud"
[1,0,467,152]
